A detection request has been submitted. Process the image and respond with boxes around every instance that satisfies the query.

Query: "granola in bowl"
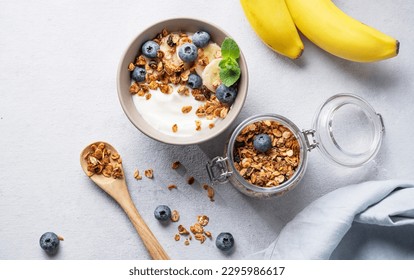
[128,28,241,137]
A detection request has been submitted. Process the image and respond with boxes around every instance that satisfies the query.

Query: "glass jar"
[206,94,385,199]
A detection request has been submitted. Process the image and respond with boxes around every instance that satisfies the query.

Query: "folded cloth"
[256,180,414,260]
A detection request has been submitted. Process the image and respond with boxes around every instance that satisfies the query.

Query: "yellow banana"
[285,0,399,62]
[240,0,304,59]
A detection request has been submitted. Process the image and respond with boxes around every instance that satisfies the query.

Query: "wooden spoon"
[80,141,169,260]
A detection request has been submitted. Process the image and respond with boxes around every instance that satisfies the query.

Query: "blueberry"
[215,84,238,105]
[154,205,171,221]
[39,232,61,255]
[253,133,272,153]
[187,73,202,89]
[234,154,241,163]
[216,232,234,251]
[178,43,198,62]
[131,67,146,82]
[192,31,210,48]
[141,40,160,58]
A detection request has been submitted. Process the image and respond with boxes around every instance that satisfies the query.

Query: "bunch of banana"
[240,0,304,59]
[240,0,399,62]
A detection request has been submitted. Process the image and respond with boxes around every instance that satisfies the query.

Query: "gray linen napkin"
[254,180,414,259]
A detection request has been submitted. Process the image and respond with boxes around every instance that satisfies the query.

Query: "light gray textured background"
[1,0,413,260]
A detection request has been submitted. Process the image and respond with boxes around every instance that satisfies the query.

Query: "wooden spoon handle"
[120,197,170,260]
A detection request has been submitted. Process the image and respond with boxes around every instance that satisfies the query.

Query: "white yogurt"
[133,87,221,137]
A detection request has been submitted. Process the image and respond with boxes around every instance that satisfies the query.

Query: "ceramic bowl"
[117,18,248,145]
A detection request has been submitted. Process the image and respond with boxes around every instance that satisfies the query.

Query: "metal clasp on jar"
[302,129,318,151]
[206,156,233,184]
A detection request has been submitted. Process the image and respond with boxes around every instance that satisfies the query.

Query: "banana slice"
[195,43,221,76]
[201,58,222,92]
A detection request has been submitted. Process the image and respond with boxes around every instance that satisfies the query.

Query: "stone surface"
[0,0,413,259]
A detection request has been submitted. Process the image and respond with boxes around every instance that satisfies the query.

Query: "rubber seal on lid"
[312,94,384,167]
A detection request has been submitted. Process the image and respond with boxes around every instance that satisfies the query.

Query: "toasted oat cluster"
[84,143,123,179]
[128,28,230,132]
[233,120,300,187]
[195,95,229,120]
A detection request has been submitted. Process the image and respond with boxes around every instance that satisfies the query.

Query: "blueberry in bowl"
[192,31,211,48]
[178,43,198,62]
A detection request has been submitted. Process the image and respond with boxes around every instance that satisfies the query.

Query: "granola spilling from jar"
[233,120,300,187]
[128,29,241,137]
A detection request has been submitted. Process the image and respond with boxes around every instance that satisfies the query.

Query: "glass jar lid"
[312,94,384,167]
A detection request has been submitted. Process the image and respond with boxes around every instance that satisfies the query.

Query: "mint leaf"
[219,57,241,87]
[221,38,240,60]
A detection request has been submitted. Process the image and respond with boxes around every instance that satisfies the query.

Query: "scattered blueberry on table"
[216,232,234,251]
[154,205,172,221]
[39,232,63,255]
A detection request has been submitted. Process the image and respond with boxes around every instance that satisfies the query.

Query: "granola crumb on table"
[144,169,154,179]
[171,161,180,169]
[187,176,195,185]
[202,184,215,201]
[174,214,212,245]
[133,169,142,180]
[171,210,180,222]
